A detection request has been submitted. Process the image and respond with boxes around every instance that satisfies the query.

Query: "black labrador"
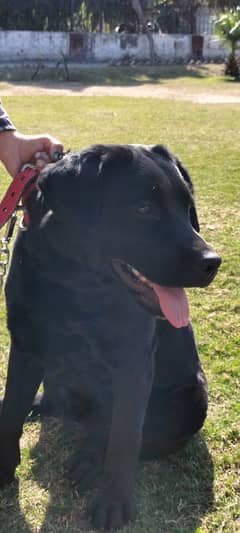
[0,144,221,530]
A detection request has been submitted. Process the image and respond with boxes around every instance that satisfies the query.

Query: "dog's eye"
[137,205,151,215]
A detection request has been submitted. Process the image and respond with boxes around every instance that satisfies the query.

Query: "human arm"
[0,103,63,177]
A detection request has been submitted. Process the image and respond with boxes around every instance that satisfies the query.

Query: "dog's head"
[37,144,221,328]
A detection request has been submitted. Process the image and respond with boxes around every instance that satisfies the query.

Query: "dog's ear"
[97,145,133,178]
[150,144,173,161]
[150,145,200,232]
[38,145,134,219]
[175,159,200,233]
[37,149,104,220]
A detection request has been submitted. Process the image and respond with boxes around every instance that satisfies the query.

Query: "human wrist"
[0,128,16,150]
[0,130,18,176]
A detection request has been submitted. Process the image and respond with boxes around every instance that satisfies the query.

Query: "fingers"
[34,151,50,169]
[39,136,64,161]
[0,131,64,177]
[31,136,64,170]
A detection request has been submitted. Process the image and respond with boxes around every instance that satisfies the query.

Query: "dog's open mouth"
[112,259,189,329]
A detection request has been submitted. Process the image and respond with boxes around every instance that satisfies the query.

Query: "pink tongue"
[151,284,189,328]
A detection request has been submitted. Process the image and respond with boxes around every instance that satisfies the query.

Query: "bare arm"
[0,102,63,177]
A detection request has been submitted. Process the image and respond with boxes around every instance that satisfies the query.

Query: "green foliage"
[154,1,240,34]
[207,0,239,8]
[0,0,81,31]
[0,1,240,32]
[225,53,240,80]
[215,7,240,51]
[0,0,144,31]
[84,0,138,31]
[215,7,240,78]
[153,1,207,34]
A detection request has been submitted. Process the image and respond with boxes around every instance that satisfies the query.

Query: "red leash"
[0,152,66,286]
[0,151,68,230]
[0,165,39,286]
[0,165,39,229]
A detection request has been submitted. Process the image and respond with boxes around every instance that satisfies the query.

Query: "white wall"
[91,33,143,61]
[154,34,192,60]
[89,33,191,61]
[0,30,228,62]
[203,35,230,59]
[0,31,69,61]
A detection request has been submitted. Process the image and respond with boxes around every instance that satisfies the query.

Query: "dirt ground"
[1,81,240,104]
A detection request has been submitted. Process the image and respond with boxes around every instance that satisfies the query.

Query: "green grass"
[0,63,220,84]
[0,63,239,91]
[0,87,239,532]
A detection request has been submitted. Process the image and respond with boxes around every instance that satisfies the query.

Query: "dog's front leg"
[0,343,43,487]
[90,358,153,530]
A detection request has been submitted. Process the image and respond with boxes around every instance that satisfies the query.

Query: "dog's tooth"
[131,267,140,277]
[125,264,148,285]
[129,266,148,285]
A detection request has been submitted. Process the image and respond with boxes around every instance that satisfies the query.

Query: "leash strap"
[0,150,68,229]
[0,152,67,287]
[0,166,39,229]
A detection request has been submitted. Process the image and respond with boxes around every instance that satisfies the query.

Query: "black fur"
[0,144,221,530]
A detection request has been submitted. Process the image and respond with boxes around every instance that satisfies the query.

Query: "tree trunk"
[231,40,236,58]
[131,0,156,64]
[70,0,75,31]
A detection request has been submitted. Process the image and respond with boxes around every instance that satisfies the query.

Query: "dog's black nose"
[201,252,222,274]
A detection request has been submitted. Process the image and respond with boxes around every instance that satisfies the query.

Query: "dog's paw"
[65,450,103,491]
[89,492,136,530]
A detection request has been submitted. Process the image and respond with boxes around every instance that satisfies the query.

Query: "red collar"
[0,166,39,229]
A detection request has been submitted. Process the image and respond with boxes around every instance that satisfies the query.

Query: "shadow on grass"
[0,480,32,532]
[0,64,224,89]
[221,77,240,84]
[24,418,214,532]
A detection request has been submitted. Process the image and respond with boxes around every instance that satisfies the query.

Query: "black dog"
[0,144,221,530]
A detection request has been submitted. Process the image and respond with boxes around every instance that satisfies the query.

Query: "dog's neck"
[25,211,156,354]
[26,220,152,322]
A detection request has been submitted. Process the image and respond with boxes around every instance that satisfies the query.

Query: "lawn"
[0,86,239,532]
[1,64,240,101]
[0,62,235,84]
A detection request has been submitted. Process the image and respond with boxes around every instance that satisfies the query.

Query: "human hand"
[0,131,63,177]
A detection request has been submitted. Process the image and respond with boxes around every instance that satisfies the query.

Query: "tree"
[153,1,202,34]
[154,1,240,34]
[131,0,156,62]
[215,7,240,79]
[207,1,240,8]
[0,0,91,31]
